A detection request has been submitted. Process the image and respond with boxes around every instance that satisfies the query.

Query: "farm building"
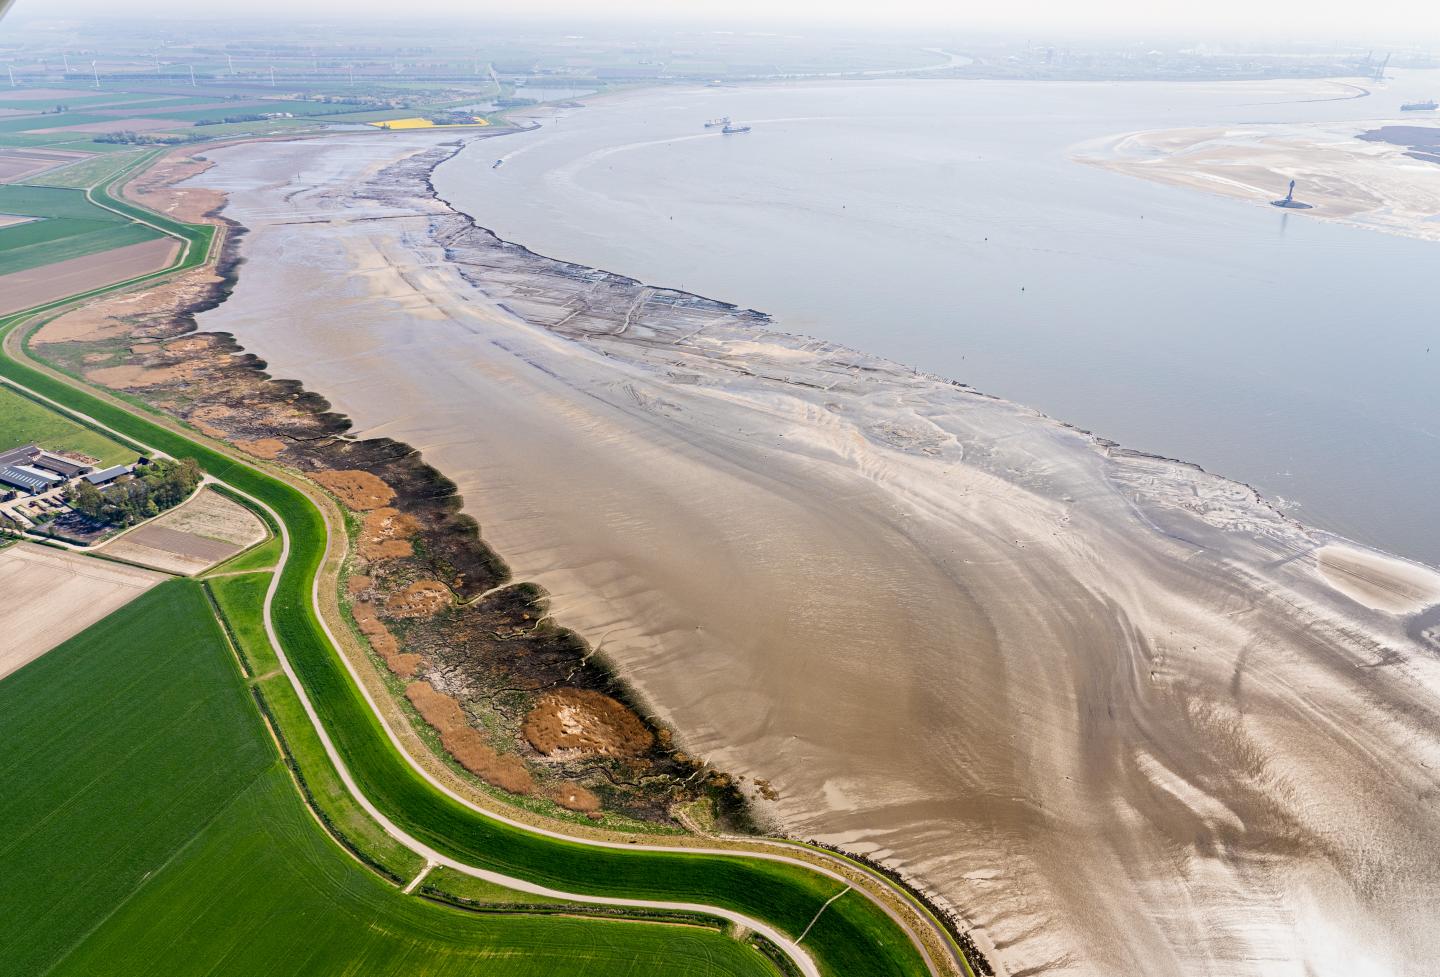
[0,444,41,468]
[84,465,131,486]
[0,464,62,494]
[34,452,92,478]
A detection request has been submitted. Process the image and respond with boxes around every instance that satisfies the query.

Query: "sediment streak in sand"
[187,132,1440,977]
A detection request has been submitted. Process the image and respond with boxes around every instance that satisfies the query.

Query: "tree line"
[65,458,202,526]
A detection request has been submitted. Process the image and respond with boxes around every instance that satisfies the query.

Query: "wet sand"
[1076,119,1440,241]
[187,132,1440,977]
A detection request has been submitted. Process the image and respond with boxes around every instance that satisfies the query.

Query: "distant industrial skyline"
[5,0,1438,46]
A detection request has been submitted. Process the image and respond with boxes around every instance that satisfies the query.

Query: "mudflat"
[186,132,1440,977]
[0,542,164,679]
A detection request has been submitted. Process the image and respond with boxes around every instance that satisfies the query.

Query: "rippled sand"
[187,132,1440,977]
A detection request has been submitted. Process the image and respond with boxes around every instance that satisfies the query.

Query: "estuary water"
[434,72,1440,567]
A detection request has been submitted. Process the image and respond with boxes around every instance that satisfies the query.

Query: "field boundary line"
[404,861,435,895]
[797,886,851,944]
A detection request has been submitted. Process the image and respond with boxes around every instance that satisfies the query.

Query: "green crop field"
[0,94,174,112]
[0,184,163,276]
[0,581,784,977]
[206,570,281,674]
[0,383,138,465]
[206,532,282,574]
[0,184,129,220]
[25,151,147,190]
[0,114,113,134]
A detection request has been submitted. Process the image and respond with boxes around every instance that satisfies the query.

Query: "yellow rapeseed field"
[368,117,489,130]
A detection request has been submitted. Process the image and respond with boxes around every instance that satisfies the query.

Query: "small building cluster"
[0,444,130,501]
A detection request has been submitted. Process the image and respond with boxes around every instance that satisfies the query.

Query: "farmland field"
[0,184,163,276]
[0,580,784,977]
[0,382,138,465]
[100,486,268,574]
[0,237,179,316]
[24,150,147,189]
[0,543,163,680]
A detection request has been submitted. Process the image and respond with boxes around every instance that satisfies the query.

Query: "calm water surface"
[434,72,1440,566]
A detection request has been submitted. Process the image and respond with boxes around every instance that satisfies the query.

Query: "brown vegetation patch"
[87,360,202,389]
[442,725,536,794]
[549,780,602,814]
[352,600,400,656]
[383,579,451,618]
[406,679,468,730]
[312,469,395,510]
[347,574,373,595]
[407,680,535,793]
[234,438,286,459]
[187,403,238,439]
[34,266,225,344]
[351,600,424,679]
[364,539,413,561]
[387,654,423,680]
[359,506,420,562]
[523,689,656,758]
[164,336,213,355]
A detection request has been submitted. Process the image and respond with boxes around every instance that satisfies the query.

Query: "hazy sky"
[6,0,1439,42]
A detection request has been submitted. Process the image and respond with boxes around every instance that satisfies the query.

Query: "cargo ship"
[722,122,751,134]
[703,116,730,128]
[1401,100,1438,111]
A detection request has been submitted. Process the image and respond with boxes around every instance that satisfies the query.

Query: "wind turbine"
[7,65,15,88]
[268,65,276,87]
[91,61,100,89]
[227,53,235,75]
[63,51,71,73]
[188,64,196,87]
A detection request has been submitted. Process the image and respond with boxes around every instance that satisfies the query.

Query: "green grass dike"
[0,581,786,977]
